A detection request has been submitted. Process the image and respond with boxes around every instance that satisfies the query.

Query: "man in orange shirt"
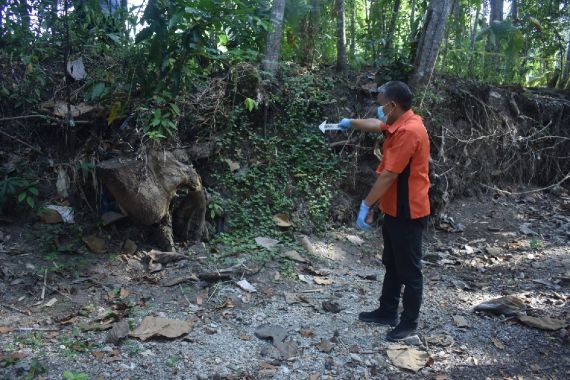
[338,81,430,341]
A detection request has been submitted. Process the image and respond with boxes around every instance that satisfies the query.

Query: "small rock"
[350,353,363,363]
[520,223,538,236]
[399,334,422,346]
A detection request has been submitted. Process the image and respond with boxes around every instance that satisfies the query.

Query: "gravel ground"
[1,191,569,379]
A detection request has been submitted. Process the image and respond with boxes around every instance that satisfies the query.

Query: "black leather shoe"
[386,323,417,341]
[358,308,398,326]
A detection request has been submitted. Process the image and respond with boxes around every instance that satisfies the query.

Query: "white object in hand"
[318,121,341,133]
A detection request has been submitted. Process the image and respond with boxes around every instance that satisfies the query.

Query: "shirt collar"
[380,109,415,134]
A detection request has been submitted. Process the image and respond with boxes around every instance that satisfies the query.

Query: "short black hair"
[377,81,413,110]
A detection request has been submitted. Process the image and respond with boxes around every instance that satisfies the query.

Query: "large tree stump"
[97,149,206,250]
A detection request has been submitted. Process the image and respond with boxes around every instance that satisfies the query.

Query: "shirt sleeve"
[382,129,419,174]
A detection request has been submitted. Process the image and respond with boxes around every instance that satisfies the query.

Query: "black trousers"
[379,214,428,327]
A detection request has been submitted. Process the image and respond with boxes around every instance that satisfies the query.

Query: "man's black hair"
[377,81,413,111]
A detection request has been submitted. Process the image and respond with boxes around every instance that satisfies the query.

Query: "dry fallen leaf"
[82,234,107,254]
[239,335,252,341]
[0,326,14,334]
[316,339,334,353]
[147,250,188,264]
[346,235,365,246]
[282,250,307,263]
[236,279,257,293]
[491,336,504,350]
[272,213,293,227]
[299,329,315,338]
[314,277,333,285]
[387,343,430,373]
[92,351,105,361]
[223,158,240,172]
[260,362,278,370]
[121,239,137,255]
[517,315,567,331]
[53,101,94,118]
[255,236,279,249]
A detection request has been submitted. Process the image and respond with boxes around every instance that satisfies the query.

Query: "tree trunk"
[511,0,518,20]
[470,3,480,50]
[350,0,356,62]
[410,0,453,88]
[486,0,503,79]
[410,0,416,35]
[490,0,503,22]
[300,0,320,66]
[335,0,347,71]
[468,2,480,77]
[262,0,286,77]
[17,0,30,32]
[560,32,570,89]
[98,150,206,251]
[365,0,374,62]
[384,0,401,51]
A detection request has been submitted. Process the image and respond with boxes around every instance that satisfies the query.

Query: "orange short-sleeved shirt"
[376,109,430,219]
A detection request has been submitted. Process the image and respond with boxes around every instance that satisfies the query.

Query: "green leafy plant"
[24,358,47,380]
[210,69,344,251]
[58,335,89,359]
[207,190,225,219]
[165,355,179,368]
[244,97,258,112]
[0,175,39,211]
[529,238,542,250]
[63,371,88,380]
[141,96,181,141]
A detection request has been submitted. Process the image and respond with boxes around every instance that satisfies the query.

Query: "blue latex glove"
[339,118,352,132]
[356,200,372,230]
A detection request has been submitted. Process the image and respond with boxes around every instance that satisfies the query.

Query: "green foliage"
[58,335,89,359]
[62,371,88,380]
[207,189,225,219]
[0,175,38,211]
[132,0,270,96]
[24,359,47,380]
[244,97,258,112]
[137,93,181,142]
[212,69,344,244]
[529,238,542,250]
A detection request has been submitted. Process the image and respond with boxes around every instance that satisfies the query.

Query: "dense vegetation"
[0,0,569,244]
